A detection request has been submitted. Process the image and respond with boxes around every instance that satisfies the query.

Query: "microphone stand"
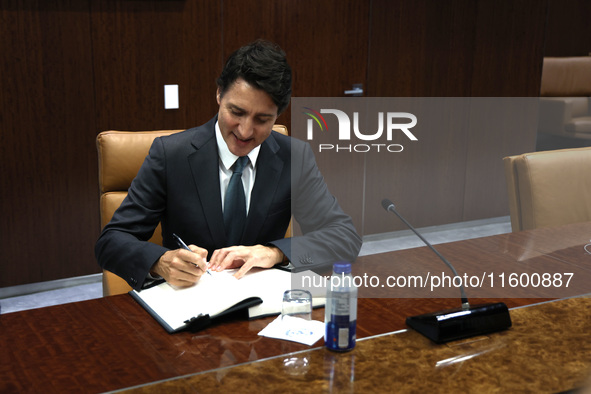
[381,199,512,343]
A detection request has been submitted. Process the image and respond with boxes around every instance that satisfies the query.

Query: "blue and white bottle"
[325,262,357,352]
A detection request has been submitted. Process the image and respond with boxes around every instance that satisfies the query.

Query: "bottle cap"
[333,262,351,274]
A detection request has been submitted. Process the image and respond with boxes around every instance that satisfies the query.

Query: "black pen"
[172,233,212,276]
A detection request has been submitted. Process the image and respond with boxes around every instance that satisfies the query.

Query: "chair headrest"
[97,130,182,193]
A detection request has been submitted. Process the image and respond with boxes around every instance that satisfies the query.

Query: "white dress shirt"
[215,122,260,214]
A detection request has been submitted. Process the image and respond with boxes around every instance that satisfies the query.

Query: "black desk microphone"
[381,199,512,343]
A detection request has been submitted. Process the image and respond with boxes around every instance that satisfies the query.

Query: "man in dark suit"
[95,40,361,291]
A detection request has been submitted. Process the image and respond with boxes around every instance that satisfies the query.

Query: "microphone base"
[406,302,512,343]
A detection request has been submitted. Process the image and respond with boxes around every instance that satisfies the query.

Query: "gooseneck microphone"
[381,198,512,343]
[381,199,470,308]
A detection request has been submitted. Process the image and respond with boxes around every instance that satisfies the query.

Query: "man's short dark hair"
[217,40,292,115]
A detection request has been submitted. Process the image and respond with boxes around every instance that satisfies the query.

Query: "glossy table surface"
[120,296,591,394]
[1,222,591,393]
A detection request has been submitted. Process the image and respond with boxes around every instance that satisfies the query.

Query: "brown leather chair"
[503,146,591,232]
[538,57,591,140]
[97,125,291,296]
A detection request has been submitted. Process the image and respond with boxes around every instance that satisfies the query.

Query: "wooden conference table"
[1,222,591,393]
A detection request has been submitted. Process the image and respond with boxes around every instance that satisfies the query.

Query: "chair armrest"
[538,97,590,136]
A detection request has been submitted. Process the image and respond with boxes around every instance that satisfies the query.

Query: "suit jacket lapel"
[242,134,284,245]
[187,119,228,247]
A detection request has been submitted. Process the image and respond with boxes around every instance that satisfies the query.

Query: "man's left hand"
[208,245,284,279]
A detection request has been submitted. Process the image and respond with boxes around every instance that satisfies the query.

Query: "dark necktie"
[224,156,249,245]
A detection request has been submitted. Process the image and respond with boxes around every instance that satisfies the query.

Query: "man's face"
[217,78,279,157]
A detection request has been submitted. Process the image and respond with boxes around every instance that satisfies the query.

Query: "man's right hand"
[151,245,208,287]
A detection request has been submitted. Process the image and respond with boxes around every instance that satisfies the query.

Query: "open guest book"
[130,268,326,333]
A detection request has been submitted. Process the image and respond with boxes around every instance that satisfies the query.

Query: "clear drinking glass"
[281,289,312,320]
